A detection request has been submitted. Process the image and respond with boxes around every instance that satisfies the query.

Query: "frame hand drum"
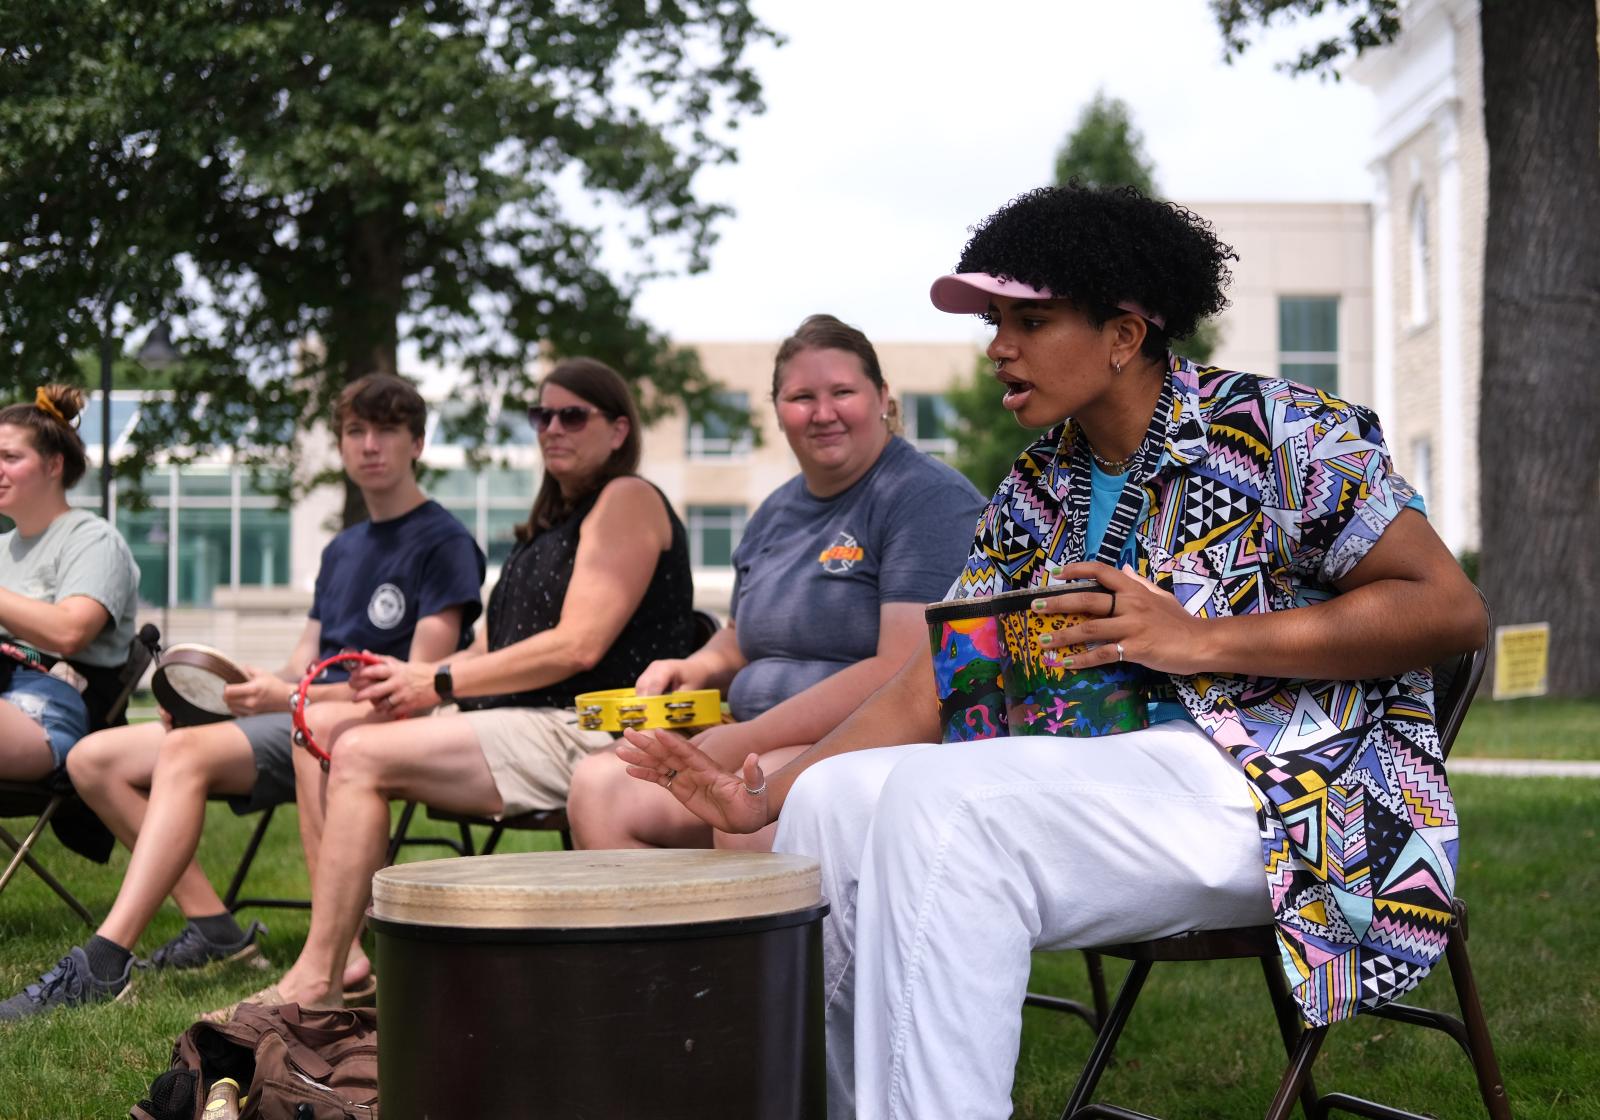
[574,686,721,732]
[926,581,1149,741]
[291,651,386,768]
[369,850,828,1119]
[150,643,249,728]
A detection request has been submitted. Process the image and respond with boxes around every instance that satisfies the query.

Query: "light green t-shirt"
[0,508,140,667]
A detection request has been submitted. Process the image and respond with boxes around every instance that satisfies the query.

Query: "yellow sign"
[1493,623,1550,700]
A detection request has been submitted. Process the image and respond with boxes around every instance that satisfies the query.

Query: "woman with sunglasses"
[204,357,694,1016]
[567,313,985,853]
[0,384,140,784]
[616,185,1487,1118]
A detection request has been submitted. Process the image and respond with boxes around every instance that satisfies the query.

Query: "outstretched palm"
[617,728,770,835]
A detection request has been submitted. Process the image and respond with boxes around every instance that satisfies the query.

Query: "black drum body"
[369,851,828,1119]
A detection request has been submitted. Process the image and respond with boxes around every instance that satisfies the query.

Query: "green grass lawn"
[1,775,1595,1118]
[1451,696,1600,761]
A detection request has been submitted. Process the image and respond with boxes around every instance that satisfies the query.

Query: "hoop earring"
[1113,358,1123,375]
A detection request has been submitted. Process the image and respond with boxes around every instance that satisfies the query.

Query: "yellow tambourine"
[575,687,722,733]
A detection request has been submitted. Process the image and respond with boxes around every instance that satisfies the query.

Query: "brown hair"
[771,314,886,400]
[334,373,428,439]
[519,358,643,538]
[0,384,89,489]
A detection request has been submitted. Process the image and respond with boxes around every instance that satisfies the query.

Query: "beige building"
[1352,0,1486,554]
[1199,201,1375,407]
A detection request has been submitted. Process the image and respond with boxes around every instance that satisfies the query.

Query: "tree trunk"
[329,209,406,529]
[1477,0,1600,696]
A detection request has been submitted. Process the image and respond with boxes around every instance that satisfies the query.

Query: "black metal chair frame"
[1054,602,1509,1120]
[0,625,163,925]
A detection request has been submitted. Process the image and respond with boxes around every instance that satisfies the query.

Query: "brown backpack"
[131,1003,379,1120]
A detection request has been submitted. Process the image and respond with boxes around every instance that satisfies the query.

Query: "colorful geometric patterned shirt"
[954,356,1457,1026]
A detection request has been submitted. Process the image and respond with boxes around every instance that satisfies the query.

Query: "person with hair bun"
[618,185,1488,1118]
[566,314,985,853]
[0,384,139,784]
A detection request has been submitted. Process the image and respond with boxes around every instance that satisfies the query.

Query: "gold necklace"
[1072,423,1137,475]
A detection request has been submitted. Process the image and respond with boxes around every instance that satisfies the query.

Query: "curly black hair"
[955,183,1236,358]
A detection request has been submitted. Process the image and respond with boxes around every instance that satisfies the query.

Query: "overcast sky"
[626,0,1381,347]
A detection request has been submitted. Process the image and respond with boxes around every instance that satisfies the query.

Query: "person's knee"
[567,749,619,815]
[324,727,388,791]
[152,726,235,789]
[64,726,120,787]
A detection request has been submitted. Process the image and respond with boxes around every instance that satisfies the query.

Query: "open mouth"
[996,372,1033,411]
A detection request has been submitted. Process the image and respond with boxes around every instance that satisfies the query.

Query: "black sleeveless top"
[458,479,695,712]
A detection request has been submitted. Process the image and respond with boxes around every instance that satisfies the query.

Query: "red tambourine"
[291,651,386,768]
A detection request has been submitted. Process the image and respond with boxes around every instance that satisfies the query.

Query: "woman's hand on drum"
[349,655,433,718]
[1037,561,1211,676]
[617,728,769,835]
[223,665,294,717]
[633,657,706,697]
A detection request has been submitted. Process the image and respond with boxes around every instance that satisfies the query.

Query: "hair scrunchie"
[33,387,68,425]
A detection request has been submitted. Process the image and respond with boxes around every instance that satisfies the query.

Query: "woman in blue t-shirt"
[0,384,139,783]
[567,314,985,852]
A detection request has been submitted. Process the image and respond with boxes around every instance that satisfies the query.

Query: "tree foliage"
[1053,90,1158,195]
[0,1,775,518]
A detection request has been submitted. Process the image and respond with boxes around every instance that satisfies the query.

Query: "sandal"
[201,981,289,1024]
[341,974,378,1007]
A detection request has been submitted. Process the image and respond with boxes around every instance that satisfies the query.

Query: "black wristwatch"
[433,663,455,703]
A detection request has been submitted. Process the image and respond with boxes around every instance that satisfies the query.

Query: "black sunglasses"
[527,404,609,433]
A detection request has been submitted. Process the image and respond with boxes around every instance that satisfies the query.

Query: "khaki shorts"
[457,706,614,818]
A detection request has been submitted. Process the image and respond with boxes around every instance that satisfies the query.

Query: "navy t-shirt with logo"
[726,436,984,721]
[309,499,485,679]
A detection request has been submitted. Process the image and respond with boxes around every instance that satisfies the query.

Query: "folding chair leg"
[1445,905,1512,1120]
[1264,1025,1326,1120]
[1061,959,1153,1119]
[385,802,420,866]
[1084,950,1109,1027]
[1260,955,1322,1119]
[0,813,96,927]
[223,804,284,911]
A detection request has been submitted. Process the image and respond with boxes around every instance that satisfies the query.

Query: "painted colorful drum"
[925,582,1149,741]
[369,850,828,1119]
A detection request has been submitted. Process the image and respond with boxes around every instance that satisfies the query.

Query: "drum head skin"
[152,643,249,728]
[371,850,822,930]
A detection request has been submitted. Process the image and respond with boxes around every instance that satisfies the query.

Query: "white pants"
[773,723,1273,1120]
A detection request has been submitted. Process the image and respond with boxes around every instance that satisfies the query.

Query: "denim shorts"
[1,666,91,774]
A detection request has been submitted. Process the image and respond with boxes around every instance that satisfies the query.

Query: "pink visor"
[929,272,1166,330]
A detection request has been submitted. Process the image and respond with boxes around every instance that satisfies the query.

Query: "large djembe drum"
[368,850,828,1119]
[926,582,1150,741]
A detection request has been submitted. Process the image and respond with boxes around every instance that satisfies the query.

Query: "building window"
[903,392,957,456]
[1278,297,1340,394]
[75,465,293,608]
[1409,188,1431,326]
[1410,437,1433,510]
[687,391,752,460]
[688,505,746,568]
[434,466,537,569]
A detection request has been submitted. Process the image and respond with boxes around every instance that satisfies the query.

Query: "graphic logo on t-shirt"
[367,583,406,629]
[817,531,865,574]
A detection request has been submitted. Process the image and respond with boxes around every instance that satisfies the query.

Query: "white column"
[1433,102,1467,553]
[1369,162,1396,430]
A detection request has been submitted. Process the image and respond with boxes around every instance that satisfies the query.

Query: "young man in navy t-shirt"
[1,374,486,1021]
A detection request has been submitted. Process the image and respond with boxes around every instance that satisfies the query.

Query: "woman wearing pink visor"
[618,184,1485,1119]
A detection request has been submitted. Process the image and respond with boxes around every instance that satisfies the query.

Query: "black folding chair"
[1054,594,1508,1120]
[0,623,162,925]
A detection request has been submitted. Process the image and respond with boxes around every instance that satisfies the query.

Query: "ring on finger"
[743,780,766,797]
[1106,590,1117,616]
[664,768,678,788]
[1115,642,1126,662]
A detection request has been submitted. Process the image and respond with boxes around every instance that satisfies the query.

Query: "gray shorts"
[224,712,297,815]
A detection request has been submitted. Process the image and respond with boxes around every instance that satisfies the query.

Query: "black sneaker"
[147,919,269,972]
[0,947,133,1022]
